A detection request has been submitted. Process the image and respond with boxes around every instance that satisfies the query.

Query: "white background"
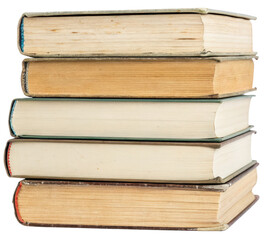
[0,0,265,239]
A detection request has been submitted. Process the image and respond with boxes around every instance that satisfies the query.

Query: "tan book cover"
[21,56,256,98]
[13,163,258,231]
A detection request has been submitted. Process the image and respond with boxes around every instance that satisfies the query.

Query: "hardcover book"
[6,7,259,232]
[5,131,255,183]
[9,96,252,141]
[22,56,255,98]
[13,164,258,230]
[18,9,256,57]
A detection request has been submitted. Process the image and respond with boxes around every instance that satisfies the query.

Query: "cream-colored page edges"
[214,97,251,137]
[9,142,215,181]
[213,134,252,179]
[11,101,219,139]
[201,15,253,53]
[23,14,204,56]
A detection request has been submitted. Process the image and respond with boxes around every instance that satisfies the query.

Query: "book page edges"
[22,57,256,98]
[6,160,258,184]
[13,179,259,231]
[18,9,256,57]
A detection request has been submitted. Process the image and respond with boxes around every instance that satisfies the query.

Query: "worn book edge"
[17,9,257,56]
[22,56,258,63]
[20,9,257,19]
[13,195,259,231]
[21,56,257,98]
[13,164,259,230]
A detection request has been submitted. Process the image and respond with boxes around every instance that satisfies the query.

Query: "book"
[18,9,256,57]
[5,131,255,183]
[13,164,258,230]
[22,57,255,98]
[9,96,252,140]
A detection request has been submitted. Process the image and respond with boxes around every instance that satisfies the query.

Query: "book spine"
[17,15,24,55]
[21,60,29,96]
[8,100,17,137]
[13,181,24,224]
[5,141,12,176]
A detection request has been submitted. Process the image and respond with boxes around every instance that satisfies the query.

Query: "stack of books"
[6,8,258,231]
